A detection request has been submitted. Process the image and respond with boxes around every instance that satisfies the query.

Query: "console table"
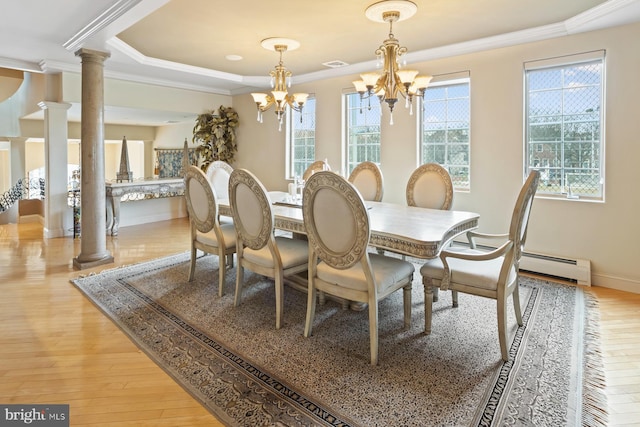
[106,178,184,235]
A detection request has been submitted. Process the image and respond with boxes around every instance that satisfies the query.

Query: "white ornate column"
[38,101,72,238]
[73,48,114,270]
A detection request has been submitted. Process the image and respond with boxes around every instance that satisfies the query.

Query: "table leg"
[110,196,121,236]
[106,195,114,235]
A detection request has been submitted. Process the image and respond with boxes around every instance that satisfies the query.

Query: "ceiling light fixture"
[353,0,432,124]
[251,38,309,132]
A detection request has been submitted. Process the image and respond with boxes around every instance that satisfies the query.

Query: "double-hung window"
[286,96,316,179]
[345,92,381,175]
[525,51,605,200]
[419,74,471,191]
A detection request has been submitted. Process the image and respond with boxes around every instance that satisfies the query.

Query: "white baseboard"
[44,226,66,238]
[591,273,640,294]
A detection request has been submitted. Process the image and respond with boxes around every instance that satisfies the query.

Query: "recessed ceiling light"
[225,54,243,61]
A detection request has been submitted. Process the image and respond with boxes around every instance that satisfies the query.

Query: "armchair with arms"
[420,170,540,361]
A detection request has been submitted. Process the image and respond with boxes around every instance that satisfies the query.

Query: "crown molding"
[41,0,640,97]
[565,0,640,33]
[63,0,145,52]
[106,37,242,83]
[0,57,43,73]
[39,59,233,96]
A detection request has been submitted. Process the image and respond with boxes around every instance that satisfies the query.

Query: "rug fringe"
[581,290,609,427]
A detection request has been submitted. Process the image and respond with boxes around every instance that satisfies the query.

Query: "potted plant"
[192,105,239,169]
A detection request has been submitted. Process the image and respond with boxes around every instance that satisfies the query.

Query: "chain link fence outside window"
[420,81,470,191]
[525,58,604,199]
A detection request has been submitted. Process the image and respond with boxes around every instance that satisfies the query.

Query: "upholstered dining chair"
[184,166,237,297]
[302,159,331,181]
[348,161,384,202]
[205,160,233,201]
[420,170,540,362]
[228,168,309,329]
[302,171,415,365]
[406,163,454,210]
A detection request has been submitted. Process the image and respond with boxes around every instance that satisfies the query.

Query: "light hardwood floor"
[1,218,639,426]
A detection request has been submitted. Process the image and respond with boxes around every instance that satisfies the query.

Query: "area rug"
[71,252,607,426]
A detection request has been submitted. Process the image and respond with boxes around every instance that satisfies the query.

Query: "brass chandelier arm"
[353,0,432,123]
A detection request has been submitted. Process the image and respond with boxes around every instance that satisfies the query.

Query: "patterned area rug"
[71,252,607,426]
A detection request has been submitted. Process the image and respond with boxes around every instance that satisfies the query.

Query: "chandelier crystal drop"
[353,0,432,125]
[251,38,309,132]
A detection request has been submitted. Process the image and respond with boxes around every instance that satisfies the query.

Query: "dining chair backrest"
[348,161,384,202]
[303,171,370,270]
[206,160,233,200]
[508,169,540,267]
[185,165,218,234]
[302,160,331,181]
[406,163,453,210]
[228,168,274,251]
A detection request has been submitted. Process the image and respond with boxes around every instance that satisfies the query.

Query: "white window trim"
[523,50,606,203]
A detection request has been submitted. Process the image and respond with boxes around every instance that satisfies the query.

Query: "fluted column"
[38,101,72,238]
[73,48,114,270]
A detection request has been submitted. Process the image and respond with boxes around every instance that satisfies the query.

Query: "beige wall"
[232,22,640,292]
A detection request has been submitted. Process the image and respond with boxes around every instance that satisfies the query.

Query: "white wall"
[233,22,640,293]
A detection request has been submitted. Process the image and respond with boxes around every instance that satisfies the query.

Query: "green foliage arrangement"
[192,105,239,168]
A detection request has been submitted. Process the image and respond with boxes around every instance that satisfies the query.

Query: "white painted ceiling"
[3,0,640,125]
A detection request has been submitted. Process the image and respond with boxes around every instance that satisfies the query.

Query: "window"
[287,97,316,179]
[525,52,605,200]
[345,92,381,174]
[420,77,470,191]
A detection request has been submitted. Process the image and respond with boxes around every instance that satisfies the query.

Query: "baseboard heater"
[520,252,591,286]
[451,242,591,286]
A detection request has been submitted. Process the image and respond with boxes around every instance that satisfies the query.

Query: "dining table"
[218,191,479,258]
[217,191,480,322]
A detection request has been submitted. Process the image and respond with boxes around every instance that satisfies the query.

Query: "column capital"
[74,48,111,62]
[38,101,72,111]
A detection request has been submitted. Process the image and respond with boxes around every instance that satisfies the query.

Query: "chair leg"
[318,291,326,305]
[497,295,509,362]
[512,285,523,326]
[188,247,197,282]
[403,284,412,329]
[217,252,226,298]
[304,285,317,338]
[234,265,244,307]
[368,297,379,366]
[275,272,284,330]
[423,278,434,334]
[452,290,458,307]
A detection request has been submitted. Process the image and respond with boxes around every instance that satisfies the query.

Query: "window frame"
[524,51,606,202]
[344,91,382,176]
[285,96,316,180]
[418,73,471,192]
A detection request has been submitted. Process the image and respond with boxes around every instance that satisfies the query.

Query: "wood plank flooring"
[1,218,638,426]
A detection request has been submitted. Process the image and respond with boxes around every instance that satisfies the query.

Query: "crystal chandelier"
[251,38,309,131]
[353,0,432,124]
